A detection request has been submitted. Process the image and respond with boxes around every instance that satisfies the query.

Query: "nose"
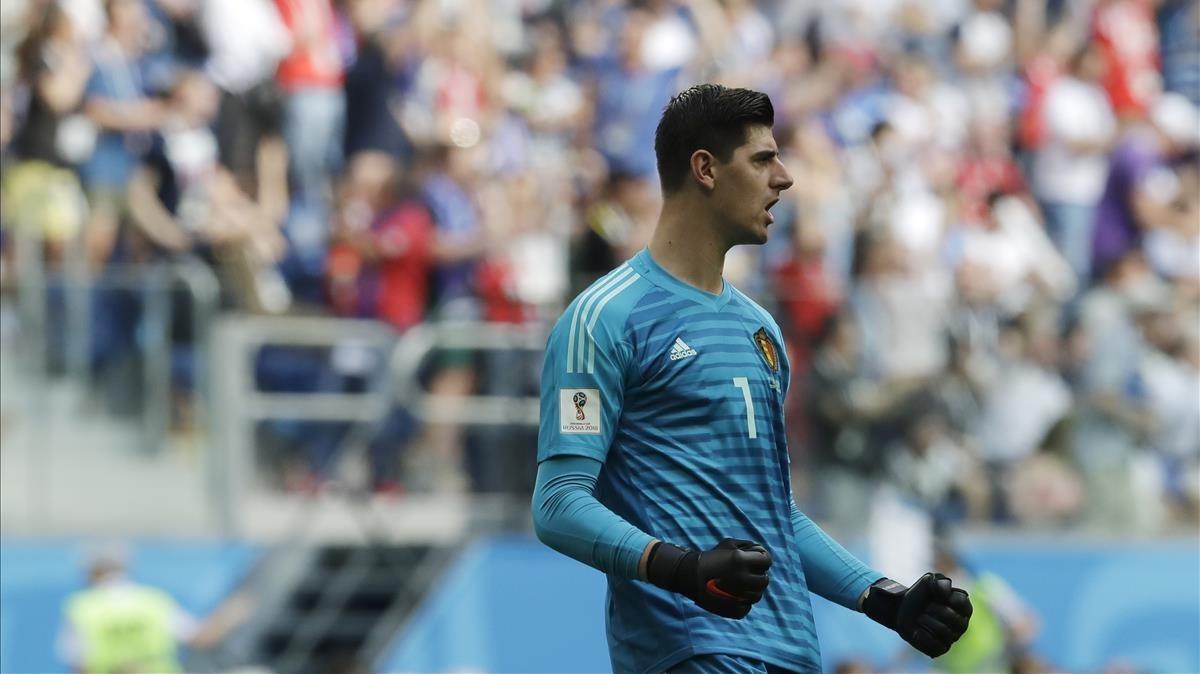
[772,159,794,192]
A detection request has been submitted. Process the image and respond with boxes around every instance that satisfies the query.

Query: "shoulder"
[729,285,783,339]
[553,262,654,344]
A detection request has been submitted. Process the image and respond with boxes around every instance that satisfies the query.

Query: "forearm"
[255,137,289,226]
[127,172,188,249]
[790,501,882,610]
[85,99,161,132]
[532,455,656,580]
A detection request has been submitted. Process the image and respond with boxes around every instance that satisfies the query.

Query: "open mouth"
[764,198,779,223]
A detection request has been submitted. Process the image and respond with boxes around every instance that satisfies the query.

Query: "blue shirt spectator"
[1159,0,1200,106]
[422,157,482,310]
[80,0,160,191]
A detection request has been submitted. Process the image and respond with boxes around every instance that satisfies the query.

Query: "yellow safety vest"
[66,584,182,674]
[937,573,1009,674]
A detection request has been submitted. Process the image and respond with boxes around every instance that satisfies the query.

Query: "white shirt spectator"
[887,83,970,153]
[202,0,291,94]
[955,196,1076,314]
[975,359,1072,464]
[1141,348,1200,461]
[640,7,696,71]
[1145,227,1200,280]
[60,0,105,45]
[1034,76,1116,205]
[857,268,954,381]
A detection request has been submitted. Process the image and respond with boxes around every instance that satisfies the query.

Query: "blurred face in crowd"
[1028,329,1062,369]
[707,124,794,246]
[531,34,568,81]
[106,0,148,46]
[1071,43,1107,83]
[1137,310,1180,352]
[173,72,219,125]
[913,413,951,454]
[48,7,78,44]
[618,10,650,69]
[894,55,933,98]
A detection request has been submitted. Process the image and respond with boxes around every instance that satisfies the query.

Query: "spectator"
[1073,251,1160,529]
[342,0,414,168]
[400,142,489,494]
[949,192,1075,317]
[274,0,345,269]
[125,70,217,255]
[199,0,293,313]
[590,7,681,180]
[202,0,290,222]
[127,70,285,273]
[1158,0,1199,106]
[1005,420,1087,526]
[884,410,988,524]
[1092,92,1199,279]
[1091,0,1162,121]
[80,0,164,268]
[12,2,92,168]
[933,541,1041,674]
[1134,283,1198,526]
[3,3,91,261]
[506,21,585,170]
[57,548,252,673]
[1144,160,1200,282]
[805,312,878,531]
[973,318,1073,519]
[1033,42,1117,284]
[847,227,951,383]
[328,164,431,333]
[141,0,208,94]
[805,312,927,530]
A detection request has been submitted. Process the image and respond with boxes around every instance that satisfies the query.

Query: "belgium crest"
[752,327,779,372]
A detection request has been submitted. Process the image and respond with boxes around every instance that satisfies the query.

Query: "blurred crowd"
[0,0,1197,534]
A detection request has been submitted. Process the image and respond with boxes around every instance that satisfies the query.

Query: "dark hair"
[653,84,775,193]
[16,4,66,82]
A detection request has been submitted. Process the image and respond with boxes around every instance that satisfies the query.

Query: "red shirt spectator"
[328,201,432,332]
[476,259,534,324]
[274,0,343,90]
[1016,53,1063,151]
[772,252,839,372]
[1091,0,1161,119]
[955,146,1022,223]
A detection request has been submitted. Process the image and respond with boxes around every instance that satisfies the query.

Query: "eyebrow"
[751,149,779,161]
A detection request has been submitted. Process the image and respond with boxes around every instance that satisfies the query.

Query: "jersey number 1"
[732,377,757,439]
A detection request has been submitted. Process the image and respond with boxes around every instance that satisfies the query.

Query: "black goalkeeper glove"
[645,538,773,619]
[862,572,973,658]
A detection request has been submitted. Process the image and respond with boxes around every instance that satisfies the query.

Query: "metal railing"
[207,317,548,537]
[208,315,397,536]
[1,215,223,533]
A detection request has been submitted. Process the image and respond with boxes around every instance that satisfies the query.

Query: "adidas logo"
[668,337,698,361]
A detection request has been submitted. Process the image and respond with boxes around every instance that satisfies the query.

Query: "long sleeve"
[790,501,883,610]
[531,455,655,580]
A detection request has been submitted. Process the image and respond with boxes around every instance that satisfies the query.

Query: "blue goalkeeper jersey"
[538,249,822,673]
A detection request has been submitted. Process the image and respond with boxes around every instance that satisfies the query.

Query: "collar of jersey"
[632,248,732,310]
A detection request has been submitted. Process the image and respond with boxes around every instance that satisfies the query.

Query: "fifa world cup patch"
[560,388,602,434]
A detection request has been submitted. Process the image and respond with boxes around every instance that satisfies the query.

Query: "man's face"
[710,124,794,245]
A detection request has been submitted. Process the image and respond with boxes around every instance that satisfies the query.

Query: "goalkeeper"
[532,84,971,673]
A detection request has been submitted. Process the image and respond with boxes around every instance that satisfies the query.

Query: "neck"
[648,195,728,294]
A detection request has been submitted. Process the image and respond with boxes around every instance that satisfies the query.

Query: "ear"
[689,149,717,191]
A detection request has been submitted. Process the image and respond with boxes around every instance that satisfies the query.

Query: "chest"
[628,313,788,433]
